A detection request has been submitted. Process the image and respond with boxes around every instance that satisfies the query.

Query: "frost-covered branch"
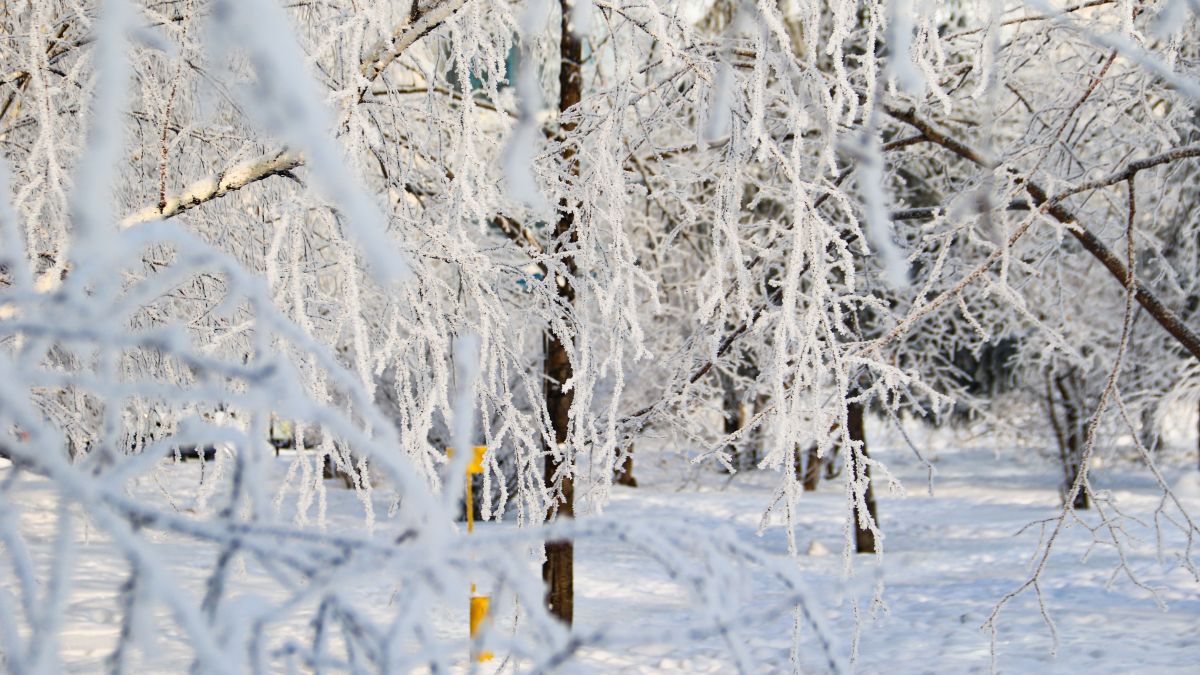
[358,0,471,93]
[123,0,471,227]
[886,106,1200,361]
[121,149,302,227]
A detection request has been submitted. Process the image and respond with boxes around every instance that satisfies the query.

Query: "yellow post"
[469,595,492,662]
[450,445,492,662]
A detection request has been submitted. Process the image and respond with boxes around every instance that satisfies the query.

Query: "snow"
[1176,470,1200,503]
[575,440,1200,673]
[3,431,1196,672]
[4,1,1200,672]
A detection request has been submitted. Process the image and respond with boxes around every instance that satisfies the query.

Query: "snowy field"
[3,429,1198,673]
[582,442,1200,673]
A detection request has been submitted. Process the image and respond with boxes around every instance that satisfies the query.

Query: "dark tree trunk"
[1138,406,1162,456]
[614,443,637,487]
[542,1,581,627]
[801,443,821,492]
[749,393,768,467]
[824,447,840,480]
[1044,372,1068,472]
[542,292,575,627]
[847,401,878,554]
[720,372,744,471]
[321,445,360,490]
[1054,373,1090,510]
[802,422,840,490]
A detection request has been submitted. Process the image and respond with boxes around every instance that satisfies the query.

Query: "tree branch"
[121,150,302,228]
[123,0,469,225]
[358,0,470,95]
[885,106,1200,361]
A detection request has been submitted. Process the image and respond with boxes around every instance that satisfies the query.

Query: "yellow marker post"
[449,445,492,662]
[469,595,491,661]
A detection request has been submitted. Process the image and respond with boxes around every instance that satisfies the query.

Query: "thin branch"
[884,105,1200,361]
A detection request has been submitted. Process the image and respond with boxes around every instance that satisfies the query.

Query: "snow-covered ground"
[577,438,1200,673]
[2,430,1198,673]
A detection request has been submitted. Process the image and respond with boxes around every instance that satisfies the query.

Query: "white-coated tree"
[1,0,1199,671]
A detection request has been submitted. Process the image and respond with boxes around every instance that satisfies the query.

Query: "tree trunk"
[720,372,744,471]
[824,447,840,480]
[800,443,821,491]
[1139,406,1161,455]
[749,393,768,467]
[614,443,637,487]
[847,401,878,554]
[1044,371,1068,471]
[542,1,582,627]
[802,422,841,490]
[1054,373,1090,510]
